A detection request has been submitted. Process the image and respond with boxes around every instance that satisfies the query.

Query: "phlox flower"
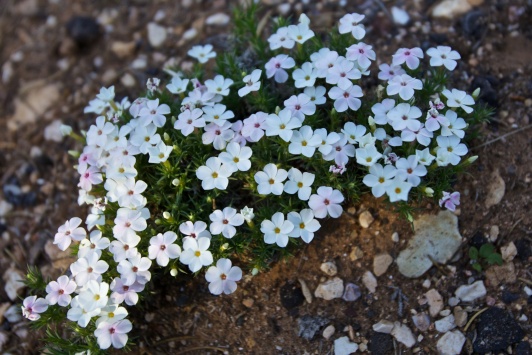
[338,13,366,39]
[148,231,182,267]
[308,186,344,218]
[329,164,346,175]
[188,44,216,64]
[288,125,322,157]
[106,159,137,182]
[260,212,294,248]
[328,81,363,112]
[254,163,288,195]
[78,280,109,312]
[104,125,131,151]
[346,42,376,68]
[238,69,262,97]
[67,296,100,327]
[167,76,189,94]
[54,217,87,251]
[113,208,147,240]
[110,278,145,306]
[313,49,338,78]
[180,237,213,272]
[430,98,445,110]
[241,112,267,142]
[386,74,423,101]
[293,62,318,88]
[416,148,435,166]
[138,99,170,127]
[209,207,245,239]
[436,135,468,165]
[230,120,247,146]
[342,122,366,145]
[395,155,427,187]
[304,86,326,105]
[322,134,355,165]
[284,93,316,121]
[84,97,107,115]
[356,144,383,167]
[205,258,243,295]
[425,107,449,132]
[78,165,103,192]
[427,46,461,71]
[117,253,152,286]
[326,58,361,87]
[147,142,173,164]
[96,86,115,102]
[268,27,295,50]
[78,230,111,259]
[174,108,205,136]
[182,88,216,108]
[378,63,406,81]
[401,122,432,147]
[440,110,466,138]
[46,275,77,307]
[284,168,315,201]
[205,75,233,96]
[95,319,132,349]
[95,303,128,327]
[372,99,396,125]
[439,191,460,211]
[386,179,413,202]
[362,164,398,198]
[130,124,161,154]
[265,54,295,83]
[287,209,321,243]
[196,157,231,190]
[114,178,147,209]
[86,116,115,146]
[218,142,252,172]
[240,206,255,223]
[265,109,302,142]
[146,78,160,93]
[287,23,314,44]
[129,97,148,118]
[22,295,48,321]
[357,133,377,148]
[392,47,424,70]
[442,88,475,114]
[203,104,235,126]
[202,121,235,150]
[315,129,341,155]
[387,103,422,131]
[110,233,141,263]
[179,221,212,240]
[70,253,109,285]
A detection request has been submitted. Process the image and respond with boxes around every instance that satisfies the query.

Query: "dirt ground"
[0,0,531,354]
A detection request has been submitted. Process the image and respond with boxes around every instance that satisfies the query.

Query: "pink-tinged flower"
[110,278,145,306]
[205,258,242,295]
[138,99,170,127]
[196,157,232,190]
[427,46,461,71]
[254,163,288,195]
[439,191,460,211]
[260,212,294,248]
[284,93,316,122]
[378,63,406,81]
[425,108,449,132]
[338,13,366,40]
[242,112,267,142]
[209,207,245,239]
[326,58,361,87]
[70,253,109,285]
[179,221,212,240]
[386,74,423,101]
[346,42,376,68]
[174,108,205,136]
[329,164,346,175]
[401,124,433,146]
[323,134,355,165]
[395,155,427,187]
[21,296,48,321]
[202,121,235,150]
[78,165,103,192]
[308,186,344,218]
[328,81,363,112]
[53,217,87,251]
[94,319,132,349]
[117,253,152,286]
[148,231,182,267]
[392,47,424,70]
[265,54,295,83]
[442,89,475,114]
[109,233,141,262]
[113,208,147,241]
[45,275,77,307]
[387,103,422,132]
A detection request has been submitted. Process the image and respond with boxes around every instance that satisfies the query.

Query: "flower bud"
[163,211,171,219]
[472,88,481,100]
[163,132,171,142]
[367,116,376,131]
[172,178,180,186]
[170,268,178,277]
[423,187,434,197]
[68,150,80,158]
[171,116,177,125]
[60,124,72,136]
[275,106,281,115]
[220,243,229,251]
[251,268,259,276]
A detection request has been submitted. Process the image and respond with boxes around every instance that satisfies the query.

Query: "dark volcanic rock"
[280,281,304,310]
[369,332,394,354]
[297,315,329,340]
[66,16,101,48]
[473,307,524,353]
[502,290,520,304]
[516,341,531,355]
[514,238,532,260]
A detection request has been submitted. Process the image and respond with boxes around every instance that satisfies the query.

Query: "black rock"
[516,341,531,355]
[280,281,305,310]
[470,75,500,109]
[66,16,101,48]
[502,290,520,304]
[461,10,487,41]
[368,332,394,354]
[473,307,524,353]
[470,231,488,250]
[514,238,532,260]
[297,315,329,340]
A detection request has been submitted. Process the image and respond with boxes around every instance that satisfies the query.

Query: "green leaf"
[469,247,479,260]
[472,262,482,272]
[479,243,496,258]
[486,253,503,265]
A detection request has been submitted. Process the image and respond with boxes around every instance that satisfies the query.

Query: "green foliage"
[469,243,503,271]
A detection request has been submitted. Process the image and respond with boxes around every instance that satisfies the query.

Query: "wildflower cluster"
[23,3,488,352]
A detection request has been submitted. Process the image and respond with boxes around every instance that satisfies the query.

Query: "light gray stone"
[362,271,377,293]
[372,320,394,334]
[320,261,338,276]
[455,281,486,302]
[323,325,335,340]
[425,289,444,317]
[359,210,374,228]
[412,312,431,332]
[396,211,462,278]
[485,169,505,208]
[315,277,344,300]
[453,306,467,327]
[334,336,358,355]
[3,266,25,301]
[298,278,313,304]
[205,13,230,26]
[373,254,393,277]
[391,6,410,25]
[501,242,517,262]
[44,120,64,142]
[391,322,416,348]
[435,315,456,333]
[147,22,167,48]
[436,330,466,355]
[431,0,473,19]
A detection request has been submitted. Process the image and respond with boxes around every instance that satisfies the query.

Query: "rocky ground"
[0,0,531,354]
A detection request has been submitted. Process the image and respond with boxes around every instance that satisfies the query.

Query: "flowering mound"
[23,3,489,352]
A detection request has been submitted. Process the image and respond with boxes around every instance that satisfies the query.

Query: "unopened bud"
[465,155,478,165]
[220,243,229,251]
[251,268,259,276]
[423,187,434,197]
[163,211,171,219]
[368,116,376,131]
[171,116,177,125]
[68,150,80,158]
[163,132,170,142]
[172,178,180,186]
[170,268,178,277]
[472,88,481,100]
[275,106,281,115]
[60,124,73,136]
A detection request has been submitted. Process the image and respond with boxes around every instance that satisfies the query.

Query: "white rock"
[391,322,416,348]
[373,254,393,277]
[315,277,344,300]
[121,73,136,87]
[455,281,487,302]
[277,3,291,16]
[4,304,22,323]
[391,232,399,242]
[154,9,166,22]
[524,286,532,297]
[334,336,358,355]
[488,225,500,242]
[422,279,431,288]
[501,242,517,262]
[436,330,466,355]
[131,55,148,69]
[182,28,198,40]
[359,211,374,228]
[2,61,13,83]
[440,309,451,317]
[323,325,335,340]
[298,278,313,304]
[396,211,462,278]
[320,261,338,276]
[372,320,394,334]
[147,22,167,48]
[432,0,472,19]
[391,6,410,25]
[362,271,377,293]
[0,200,13,218]
[485,169,505,208]
[3,266,26,301]
[412,312,431,332]
[8,82,61,131]
[448,297,460,307]
[205,13,230,26]
[44,120,64,142]
[425,289,444,317]
[435,315,456,333]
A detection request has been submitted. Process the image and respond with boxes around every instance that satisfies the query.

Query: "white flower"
[436,136,468,165]
[401,124,433,146]
[94,319,132,349]
[202,121,235,150]
[287,23,314,44]
[196,157,232,190]
[238,69,262,97]
[179,221,212,240]
[174,108,205,136]
[268,27,295,50]
[46,275,77,307]
[109,234,141,263]
[326,58,361,87]
[202,104,235,126]
[117,253,152,286]
[426,46,461,71]
[371,99,396,125]
[284,93,316,121]
[322,134,355,165]
[130,124,161,154]
[70,253,109,285]
[78,280,109,312]
[205,75,233,96]
[167,76,189,94]
[240,206,255,223]
[287,209,321,243]
[395,155,427,187]
[293,62,318,88]
[315,129,340,155]
[304,86,326,105]
[148,232,182,267]
[180,237,213,272]
[416,148,435,166]
[110,278,144,306]
[386,179,413,202]
[362,164,398,198]
[67,296,100,327]
[265,109,302,142]
[218,142,252,173]
[346,42,376,68]
[328,81,363,112]
[78,230,111,259]
[22,295,48,321]
[342,122,366,145]
[378,63,406,81]
[355,145,383,167]
[261,212,294,247]
[115,179,147,209]
[313,48,338,78]
[265,54,295,83]
[386,74,423,101]
[138,99,170,127]
[440,110,466,138]
[95,303,128,328]
[442,89,475,114]
[308,186,344,218]
[113,208,147,241]
[288,125,322,157]
[283,168,315,201]
[241,112,267,142]
[209,207,244,239]
[96,86,115,102]
[205,258,242,295]
[338,13,366,39]
[392,47,424,70]
[387,103,422,131]
[254,163,288,195]
[188,44,216,64]
[54,217,87,251]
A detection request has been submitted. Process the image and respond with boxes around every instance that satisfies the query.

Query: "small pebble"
[242,298,254,308]
[391,232,399,242]
[422,279,431,288]
[359,211,374,228]
[322,325,335,340]
[320,262,338,276]
[362,271,377,293]
[205,12,230,26]
[342,283,362,302]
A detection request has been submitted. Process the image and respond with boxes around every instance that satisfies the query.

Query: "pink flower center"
[343,92,350,98]
[324,199,330,205]
[405,51,411,56]
[88,267,93,273]
[59,289,65,295]
[160,245,166,250]
[223,219,229,224]
[295,105,301,110]
[254,123,260,128]
[359,49,364,54]
[132,266,138,272]
[221,273,227,280]
[275,63,281,68]
[215,130,221,135]
[109,327,116,334]
[123,286,129,291]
